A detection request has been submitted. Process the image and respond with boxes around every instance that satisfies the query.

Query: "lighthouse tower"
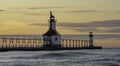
[89,32,94,47]
[43,11,61,48]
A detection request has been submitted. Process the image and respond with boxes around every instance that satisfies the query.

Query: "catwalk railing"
[0,37,43,48]
[0,37,90,48]
[61,39,89,48]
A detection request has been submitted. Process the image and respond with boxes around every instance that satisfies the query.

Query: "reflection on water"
[0,48,120,66]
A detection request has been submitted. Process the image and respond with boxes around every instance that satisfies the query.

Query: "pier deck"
[0,46,102,52]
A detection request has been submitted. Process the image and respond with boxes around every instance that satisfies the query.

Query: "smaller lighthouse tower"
[43,11,61,48]
[89,32,94,47]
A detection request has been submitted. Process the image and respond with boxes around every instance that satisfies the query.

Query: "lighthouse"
[89,32,94,47]
[43,11,61,48]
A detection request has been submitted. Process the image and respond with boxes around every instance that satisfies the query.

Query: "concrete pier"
[0,37,102,52]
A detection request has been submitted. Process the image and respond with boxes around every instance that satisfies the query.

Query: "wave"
[0,49,120,66]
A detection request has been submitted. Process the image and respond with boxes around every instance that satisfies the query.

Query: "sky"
[0,0,120,47]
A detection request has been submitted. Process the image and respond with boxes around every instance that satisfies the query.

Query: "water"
[0,48,120,66]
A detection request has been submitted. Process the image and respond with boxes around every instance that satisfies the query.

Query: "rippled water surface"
[0,48,120,66]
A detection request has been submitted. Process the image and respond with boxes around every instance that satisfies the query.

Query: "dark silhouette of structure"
[43,11,61,48]
[89,32,94,47]
[0,11,102,51]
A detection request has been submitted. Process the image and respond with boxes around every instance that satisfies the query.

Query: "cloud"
[90,20,120,27]
[63,10,120,14]
[107,28,120,33]
[58,20,120,27]
[0,10,4,12]
[30,23,47,26]
[62,10,107,13]
[8,10,48,16]
[66,10,106,13]
[29,7,64,10]
[0,20,48,34]
[24,13,47,16]
[30,20,120,33]
[113,10,120,13]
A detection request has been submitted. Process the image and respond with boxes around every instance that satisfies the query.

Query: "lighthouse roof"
[43,30,61,36]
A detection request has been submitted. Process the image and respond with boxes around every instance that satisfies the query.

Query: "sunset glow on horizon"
[0,0,120,47]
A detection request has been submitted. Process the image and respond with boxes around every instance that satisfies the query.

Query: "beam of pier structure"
[12,44,15,48]
[2,38,7,48]
[15,38,18,47]
[76,40,78,48]
[72,40,74,48]
[75,40,77,48]
[2,44,4,48]
[78,40,80,48]
[68,39,70,48]
[73,40,75,48]
[64,39,66,47]
[37,39,40,47]
[71,39,72,47]
[33,39,37,47]
[79,40,81,48]
[20,38,23,48]
[84,40,86,47]
[38,39,43,47]
[9,38,13,47]
[84,40,87,47]
[85,40,88,47]
[63,39,66,47]
[9,44,10,48]
[24,39,27,47]
[27,40,29,47]
[87,40,89,47]
[34,39,36,47]
[69,39,72,48]
[15,43,17,48]
[37,40,40,48]
[13,38,16,47]
[67,39,69,47]
[65,39,68,48]
[73,40,76,48]
[61,39,64,47]
[63,39,65,47]
[83,40,86,47]
[21,39,23,47]
[81,40,83,47]
[77,40,79,48]
[40,40,43,47]
[80,40,82,47]
[24,40,27,48]
[67,39,69,48]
